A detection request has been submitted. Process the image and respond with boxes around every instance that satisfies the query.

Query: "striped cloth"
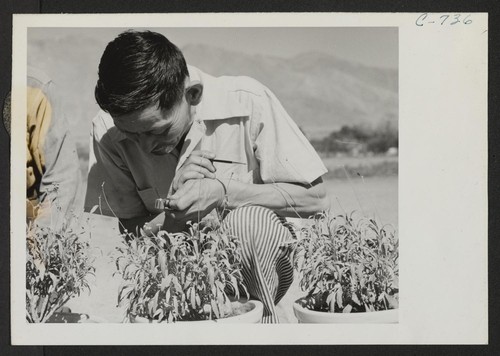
[222,206,295,323]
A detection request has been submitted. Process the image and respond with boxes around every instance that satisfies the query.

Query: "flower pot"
[130,300,263,324]
[216,300,263,323]
[293,300,398,324]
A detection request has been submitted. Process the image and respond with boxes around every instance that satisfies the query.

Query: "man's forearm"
[119,177,329,235]
[220,177,328,218]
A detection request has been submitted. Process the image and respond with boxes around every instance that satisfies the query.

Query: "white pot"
[131,300,263,324]
[216,300,263,323]
[293,301,398,324]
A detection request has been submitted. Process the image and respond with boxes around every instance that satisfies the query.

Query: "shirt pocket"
[137,187,163,214]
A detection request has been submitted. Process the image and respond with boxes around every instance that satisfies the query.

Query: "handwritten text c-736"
[416,13,472,27]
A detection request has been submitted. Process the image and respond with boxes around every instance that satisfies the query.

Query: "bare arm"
[120,176,328,234]
[220,177,328,218]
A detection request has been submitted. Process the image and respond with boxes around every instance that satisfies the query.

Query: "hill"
[182,44,398,139]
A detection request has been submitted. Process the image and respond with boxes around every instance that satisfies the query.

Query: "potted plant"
[114,214,263,323]
[289,211,399,323]
[26,218,96,323]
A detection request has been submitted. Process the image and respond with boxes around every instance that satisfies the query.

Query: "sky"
[153,27,398,69]
[29,27,398,69]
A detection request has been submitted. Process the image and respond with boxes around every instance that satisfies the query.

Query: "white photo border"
[12,12,488,345]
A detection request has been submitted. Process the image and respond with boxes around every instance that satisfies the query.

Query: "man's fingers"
[166,195,182,211]
[168,182,193,210]
[168,193,193,212]
[189,150,216,159]
[167,197,181,211]
[186,154,216,173]
[179,172,205,186]
[188,156,216,173]
[187,165,215,179]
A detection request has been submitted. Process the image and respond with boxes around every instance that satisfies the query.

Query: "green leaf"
[351,292,361,306]
[190,287,196,308]
[160,276,170,291]
[158,250,167,277]
[173,297,179,315]
[230,275,240,300]
[211,299,220,319]
[208,267,215,290]
[391,276,399,289]
[153,308,163,318]
[172,276,182,292]
[152,290,159,313]
[385,294,399,309]
[326,292,335,308]
[148,299,154,317]
[216,288,225,306]
[336,287,343,308]
[89,205,99,214]
[343,304,353,313]
[117,284,134,306]
[215,280,225,292]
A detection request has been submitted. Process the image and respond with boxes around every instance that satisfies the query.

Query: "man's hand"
[166,178,225,225]
[171,150,216,193]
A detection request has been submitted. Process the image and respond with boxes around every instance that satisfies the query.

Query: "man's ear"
[185,81,203,106]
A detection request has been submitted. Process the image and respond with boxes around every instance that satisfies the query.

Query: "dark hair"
[95,30,189,116]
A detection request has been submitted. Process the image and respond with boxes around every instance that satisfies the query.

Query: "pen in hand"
[210,158,246,165]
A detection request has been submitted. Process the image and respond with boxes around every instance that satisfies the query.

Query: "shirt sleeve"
[34,79,82,223]
[251,86,328,185]
[85,111,150,219]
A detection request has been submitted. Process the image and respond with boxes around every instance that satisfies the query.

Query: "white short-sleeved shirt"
[85,66,327,219]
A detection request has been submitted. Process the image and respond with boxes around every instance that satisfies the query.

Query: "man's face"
[113,98,193,155]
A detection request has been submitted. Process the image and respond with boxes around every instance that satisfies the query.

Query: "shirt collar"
[188,65,251,121]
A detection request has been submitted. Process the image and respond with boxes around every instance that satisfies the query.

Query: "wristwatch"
[155,198,172,210]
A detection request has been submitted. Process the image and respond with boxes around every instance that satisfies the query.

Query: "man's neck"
[175,131,189,153]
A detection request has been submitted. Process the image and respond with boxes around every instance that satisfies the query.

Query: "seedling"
[114,213,249,322]
[289,211,399,313]
[26,219,95,323]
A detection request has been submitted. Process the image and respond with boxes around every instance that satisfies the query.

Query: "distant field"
[320,154,398,179]
[324,176,397,227]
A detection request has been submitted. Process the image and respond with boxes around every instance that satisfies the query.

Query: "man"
[87,30,328,322]
[26,66,81,228]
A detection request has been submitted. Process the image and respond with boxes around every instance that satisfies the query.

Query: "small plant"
[114,214,249,323]
[26,219,96,323]
[290,211,398,313]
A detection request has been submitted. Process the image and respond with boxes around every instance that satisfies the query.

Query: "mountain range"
[182,44,398,139]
